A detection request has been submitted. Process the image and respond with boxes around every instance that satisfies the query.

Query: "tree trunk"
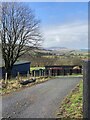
[5,67,12,80]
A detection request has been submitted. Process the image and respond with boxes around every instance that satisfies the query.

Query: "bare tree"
[0,2,42,79]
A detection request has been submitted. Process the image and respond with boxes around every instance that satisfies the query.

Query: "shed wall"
[0,62,31,79]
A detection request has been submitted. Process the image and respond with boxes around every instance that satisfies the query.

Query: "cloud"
[42,21,88,49]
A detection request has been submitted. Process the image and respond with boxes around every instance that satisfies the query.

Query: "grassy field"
[57,80,83,119]
[30,67,45,72]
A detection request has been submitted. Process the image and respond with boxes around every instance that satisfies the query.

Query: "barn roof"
[14,61,31,65]
[0,58,31,67]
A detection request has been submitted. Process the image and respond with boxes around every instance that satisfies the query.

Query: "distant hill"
[0,43,88,61]
[80,49,88,52]
[45,47,68,51]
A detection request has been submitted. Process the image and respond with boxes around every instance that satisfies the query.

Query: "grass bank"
[0,76,53,95]
[56,80,83,119]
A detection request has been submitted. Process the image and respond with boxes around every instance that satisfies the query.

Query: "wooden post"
[5,73,7,84]
[42,70,43,76]
[31,72,32,77]
[44,70,45,76]
[27,71,30,79]
[39,70,41,76]
[17,72,20,81]
[49,69,51,76]
[31,71,33,77]
[83,60,90,119]
[34,70,36,77]
[56,69,58,76]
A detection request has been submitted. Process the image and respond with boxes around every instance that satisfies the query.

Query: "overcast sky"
[27,2,88,49]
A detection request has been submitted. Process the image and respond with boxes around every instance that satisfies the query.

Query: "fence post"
[27,71,30,79]
[17,72,20,81]
[5,73,7,84]
[83,60,90,119]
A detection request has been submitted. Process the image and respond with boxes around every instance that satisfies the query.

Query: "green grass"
[57,80,83,119]
[30,67,45,72]
[56,74,83,78]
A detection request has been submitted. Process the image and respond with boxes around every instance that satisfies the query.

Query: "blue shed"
[0,67,2,79]
[0,61,31,79]
[11,61,31,77]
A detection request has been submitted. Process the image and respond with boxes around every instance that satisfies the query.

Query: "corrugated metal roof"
[14,61,31,65]
[0,59,31,67]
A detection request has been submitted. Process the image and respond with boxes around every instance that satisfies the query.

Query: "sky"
[3,0,89,2]
[27,2,88,49]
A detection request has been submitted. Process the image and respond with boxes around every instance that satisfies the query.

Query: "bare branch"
[0,2,42,78]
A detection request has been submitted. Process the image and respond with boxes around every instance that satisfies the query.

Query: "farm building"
[45,65,82,76]
[32,69,45,77]
[0,61,31,79]
[31,65,82,77]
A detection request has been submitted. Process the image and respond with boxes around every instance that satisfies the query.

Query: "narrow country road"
[2,77,82,118]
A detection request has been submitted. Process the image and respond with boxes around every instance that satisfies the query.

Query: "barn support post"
[39,70,41,76]
[83,60,90,119]
[69,69,72,75]
[49,70,51,76]
[31,72,32,77]
[43,70,44,76]
[44,70,46,76]
[34,70,36,77]
[42,70,43,76]
[62,69,64,76]
[55,69,57,76]
[64,69,66,76]
[49,69,51,76]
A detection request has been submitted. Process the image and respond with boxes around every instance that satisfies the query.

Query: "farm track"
[2,77,82,118]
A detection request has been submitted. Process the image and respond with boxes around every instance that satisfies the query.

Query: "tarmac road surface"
[2,77,82,118]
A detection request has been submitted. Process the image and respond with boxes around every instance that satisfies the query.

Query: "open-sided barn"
[45,65,82,76]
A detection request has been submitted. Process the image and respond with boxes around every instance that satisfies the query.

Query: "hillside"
[0,44,88,67]
[19,46,88,67]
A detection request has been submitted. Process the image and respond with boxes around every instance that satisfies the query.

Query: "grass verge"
[0,76,54,95]
[30,67,45,72]
[56,80,83,119]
